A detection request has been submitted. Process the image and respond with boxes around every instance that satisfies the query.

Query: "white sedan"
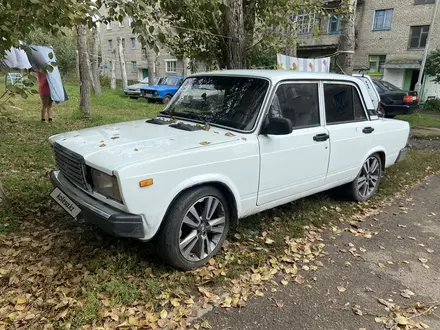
[49,70,410,270]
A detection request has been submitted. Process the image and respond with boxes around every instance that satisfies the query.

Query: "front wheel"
[156,186,230,270]
[347,154,382,202]
[162,95,172,104]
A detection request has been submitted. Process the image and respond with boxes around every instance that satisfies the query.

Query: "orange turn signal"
[139,178,154,187]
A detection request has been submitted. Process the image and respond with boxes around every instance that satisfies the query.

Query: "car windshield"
[162,76,269,131]
[378,80,401,91]
[163,77,180,86]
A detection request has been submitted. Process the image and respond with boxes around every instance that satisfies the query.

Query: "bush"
[424,98,440,112]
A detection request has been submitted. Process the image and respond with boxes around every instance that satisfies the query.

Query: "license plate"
[145,93,153,98]
[50,188,81,218]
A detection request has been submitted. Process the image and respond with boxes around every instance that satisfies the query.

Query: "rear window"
[377,80,401,92]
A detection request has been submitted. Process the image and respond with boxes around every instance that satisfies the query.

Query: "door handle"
[313,133,330,142]
[362,127,375,134]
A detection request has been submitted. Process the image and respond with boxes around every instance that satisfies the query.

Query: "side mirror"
[262,117,292,135]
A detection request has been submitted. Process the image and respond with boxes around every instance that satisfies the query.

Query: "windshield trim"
[160,75,272,134]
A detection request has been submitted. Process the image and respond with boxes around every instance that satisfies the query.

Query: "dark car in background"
[372,80,419,118]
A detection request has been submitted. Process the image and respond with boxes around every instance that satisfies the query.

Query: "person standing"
[36,71,52,122]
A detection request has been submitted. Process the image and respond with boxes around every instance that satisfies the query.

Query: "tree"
[338,0,357,75]
[117,36,128,90]
[77,24,91,118]
[103,0,326,69]
[425,49,440,84]
[90,27,103,95]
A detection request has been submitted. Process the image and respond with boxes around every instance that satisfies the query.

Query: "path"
[202,177,440,330]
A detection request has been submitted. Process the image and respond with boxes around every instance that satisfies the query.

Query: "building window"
[108,39,113,52]
[106,22,112,30]
[131,61,137,73]
[373,9,394,31]
[368,55,386,74]
[415,0,435,4]
[130,37,136,49]
[297,13,316,35]
[165,59,177,73]
[121,38,126,49]
[409,25,430,48]
[119,20,124,28]
[328,15,339,34]
[128,17,133,26]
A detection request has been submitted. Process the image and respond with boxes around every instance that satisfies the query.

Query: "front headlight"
[89,168,122,203]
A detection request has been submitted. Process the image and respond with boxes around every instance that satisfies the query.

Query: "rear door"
[323,82,376,185]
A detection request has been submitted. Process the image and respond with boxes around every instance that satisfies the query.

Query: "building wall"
[99,18,207,82]
[383,68,405,89]
[355,0,440,69]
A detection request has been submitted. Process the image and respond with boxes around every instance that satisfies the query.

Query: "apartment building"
[297,0,440,100]
[100,17,204,82]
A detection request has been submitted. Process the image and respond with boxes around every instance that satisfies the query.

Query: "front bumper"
[395,146,409,163]
[124,90,141,96]
[50,170,145,238]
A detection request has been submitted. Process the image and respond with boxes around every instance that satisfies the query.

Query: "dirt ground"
[201,176,440,330]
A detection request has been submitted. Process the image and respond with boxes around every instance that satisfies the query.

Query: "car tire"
[163,95,172,104]
[156,186,230,270]
[346,153,382,202]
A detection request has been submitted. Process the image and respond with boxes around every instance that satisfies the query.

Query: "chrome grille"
[53,143,89,191]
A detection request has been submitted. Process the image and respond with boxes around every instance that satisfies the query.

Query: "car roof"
[190,69,364,85]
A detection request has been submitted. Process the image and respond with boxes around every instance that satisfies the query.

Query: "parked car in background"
[48,70,410,270]
[124,77,163,99]
[372,80,418,118]
[140,75,184,104]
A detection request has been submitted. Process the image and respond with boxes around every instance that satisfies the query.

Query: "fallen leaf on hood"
[99,143,106,147]
[134,148,139,152]
[225,132,235,137]
[199,141,210,145]
[111,136,120,140]
[241,137,247,141]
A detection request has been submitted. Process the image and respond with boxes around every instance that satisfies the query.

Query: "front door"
[257,82,330,205]
[323,82,376,185]
[143,69,148,79]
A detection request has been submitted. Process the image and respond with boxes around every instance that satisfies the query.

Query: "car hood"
[49,120,242,174]
[141,85,177,91]
[126,83,146,90]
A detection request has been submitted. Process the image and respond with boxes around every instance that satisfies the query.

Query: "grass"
[396,112,440,129]
[1,79,440,328]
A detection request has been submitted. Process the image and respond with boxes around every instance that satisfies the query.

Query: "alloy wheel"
[357,156,380,198]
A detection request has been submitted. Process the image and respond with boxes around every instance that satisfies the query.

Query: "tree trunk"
[224,0,245,69]
[117,36,128,90]
[76,24,91,118]
[338,0,357,75]
[146,48,155,85]
[111,50,117,90]
[243,0,257,68]
[0,181,8,205]
[183,58,191,77]
[76,50,80,84]
[90,26,102,95]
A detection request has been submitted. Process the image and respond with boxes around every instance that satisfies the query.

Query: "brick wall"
[355,0,440,68]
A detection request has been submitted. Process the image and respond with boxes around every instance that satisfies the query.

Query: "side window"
[269,83,320,129]
[324,84,367,124]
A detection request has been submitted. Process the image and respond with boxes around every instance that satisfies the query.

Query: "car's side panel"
[116,139,260,240]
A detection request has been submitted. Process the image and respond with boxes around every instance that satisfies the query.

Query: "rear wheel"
[347,154,382,202]
[156,186,230,270]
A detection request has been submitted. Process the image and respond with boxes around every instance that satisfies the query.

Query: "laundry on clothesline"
[1,44,69,104]
[277,53,331,73]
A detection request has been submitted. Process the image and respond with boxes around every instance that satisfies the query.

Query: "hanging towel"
[1,48,18,68]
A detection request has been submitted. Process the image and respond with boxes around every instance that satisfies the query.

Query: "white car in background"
[49,70,410,270]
